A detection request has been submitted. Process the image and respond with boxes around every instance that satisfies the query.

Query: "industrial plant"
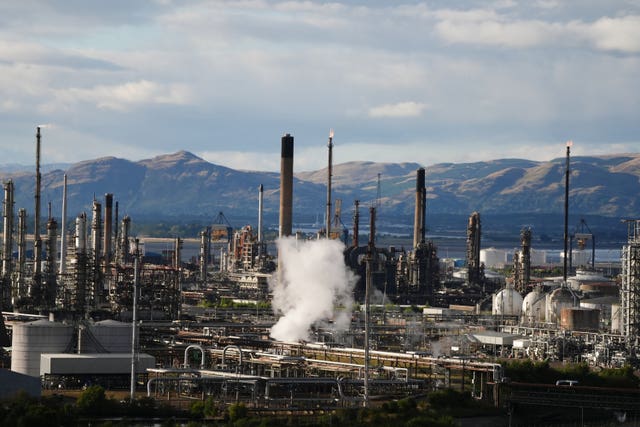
[1,129,640,423]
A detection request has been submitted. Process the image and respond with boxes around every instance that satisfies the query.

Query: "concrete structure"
[40,353,155,376]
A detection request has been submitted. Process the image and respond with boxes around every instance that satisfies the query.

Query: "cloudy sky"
[1,0,639,171]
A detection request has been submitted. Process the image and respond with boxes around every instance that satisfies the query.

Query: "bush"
[228,403,248,422]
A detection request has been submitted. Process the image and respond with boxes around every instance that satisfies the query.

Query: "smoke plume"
[270,237,358,342]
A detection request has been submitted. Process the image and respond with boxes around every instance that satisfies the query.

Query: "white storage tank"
[11,320,74,377]
[492,285,523,316]
[481,248,507,268]
[521,287,546,324]
[82,320,133,353]
[530,249,547,266]
[546,286,575,325]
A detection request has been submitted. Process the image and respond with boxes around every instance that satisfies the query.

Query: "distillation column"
[2,181,14,308]
[15,209,27,305]
[466,212,482,285]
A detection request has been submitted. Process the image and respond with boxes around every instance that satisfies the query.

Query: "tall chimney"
[33,127,42,280]
[413,168,426,249]
[563,141,572,283]
[352,200,360,248]
[279,134,294,238]
[103,193,113,268]
[258,184,264,243]
[59,174,67,274]
[326,130,334,238]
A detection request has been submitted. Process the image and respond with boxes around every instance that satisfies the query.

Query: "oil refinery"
[1,129,640,423]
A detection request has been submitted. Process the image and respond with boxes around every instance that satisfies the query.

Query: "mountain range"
[1,151,639,242]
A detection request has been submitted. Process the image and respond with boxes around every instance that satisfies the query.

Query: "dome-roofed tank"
[11,320,74,377]
[492,284,523,316]
[546,286,575,325]
[522,287,546,324]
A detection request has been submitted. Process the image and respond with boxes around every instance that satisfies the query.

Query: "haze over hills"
[0,151,639,243]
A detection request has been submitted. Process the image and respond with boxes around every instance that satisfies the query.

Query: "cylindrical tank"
[492,286,523,316]
[480,248,507,268]
[82,320,133,353]
[521,288,546,324]
[546,287,575,325]
[560,307,599,331]
[11,320,73,377]
[530,249,546,266]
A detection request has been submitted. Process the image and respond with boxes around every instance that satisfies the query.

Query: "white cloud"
[46,80,192,112]
[368,101,427,118]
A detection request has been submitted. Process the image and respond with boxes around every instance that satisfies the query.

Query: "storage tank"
[546,287,575,325]
[480,248,507,268]
[11,320,73,377]
[530,249,546,266]
[82,320,133,353]
[492,285,523,316]
[560,307,599,331]
[567,269,616,293]
[521,287,546,324]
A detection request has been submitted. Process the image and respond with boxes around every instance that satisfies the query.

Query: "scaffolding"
[621,220,640,347]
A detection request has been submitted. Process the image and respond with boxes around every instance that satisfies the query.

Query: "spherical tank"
[480,248,507,268]
[11,320,73,377]
[546,287,575,325]
[492,287,523,316]
[521,288,546,324]
[83,319,134,353]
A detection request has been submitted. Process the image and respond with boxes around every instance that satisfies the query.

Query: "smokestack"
[103,193,113,268]
[352,200,360,248]
[279,134,294,238]
[563,141,572,283]
[34,127,42,280]
[59,174,67,274]
[326,129,334,238]
[413,168,426,249]
[258,184,264,243]
[114,201,119,257]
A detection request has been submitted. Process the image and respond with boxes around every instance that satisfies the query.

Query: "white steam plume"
[270,237,358,342]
